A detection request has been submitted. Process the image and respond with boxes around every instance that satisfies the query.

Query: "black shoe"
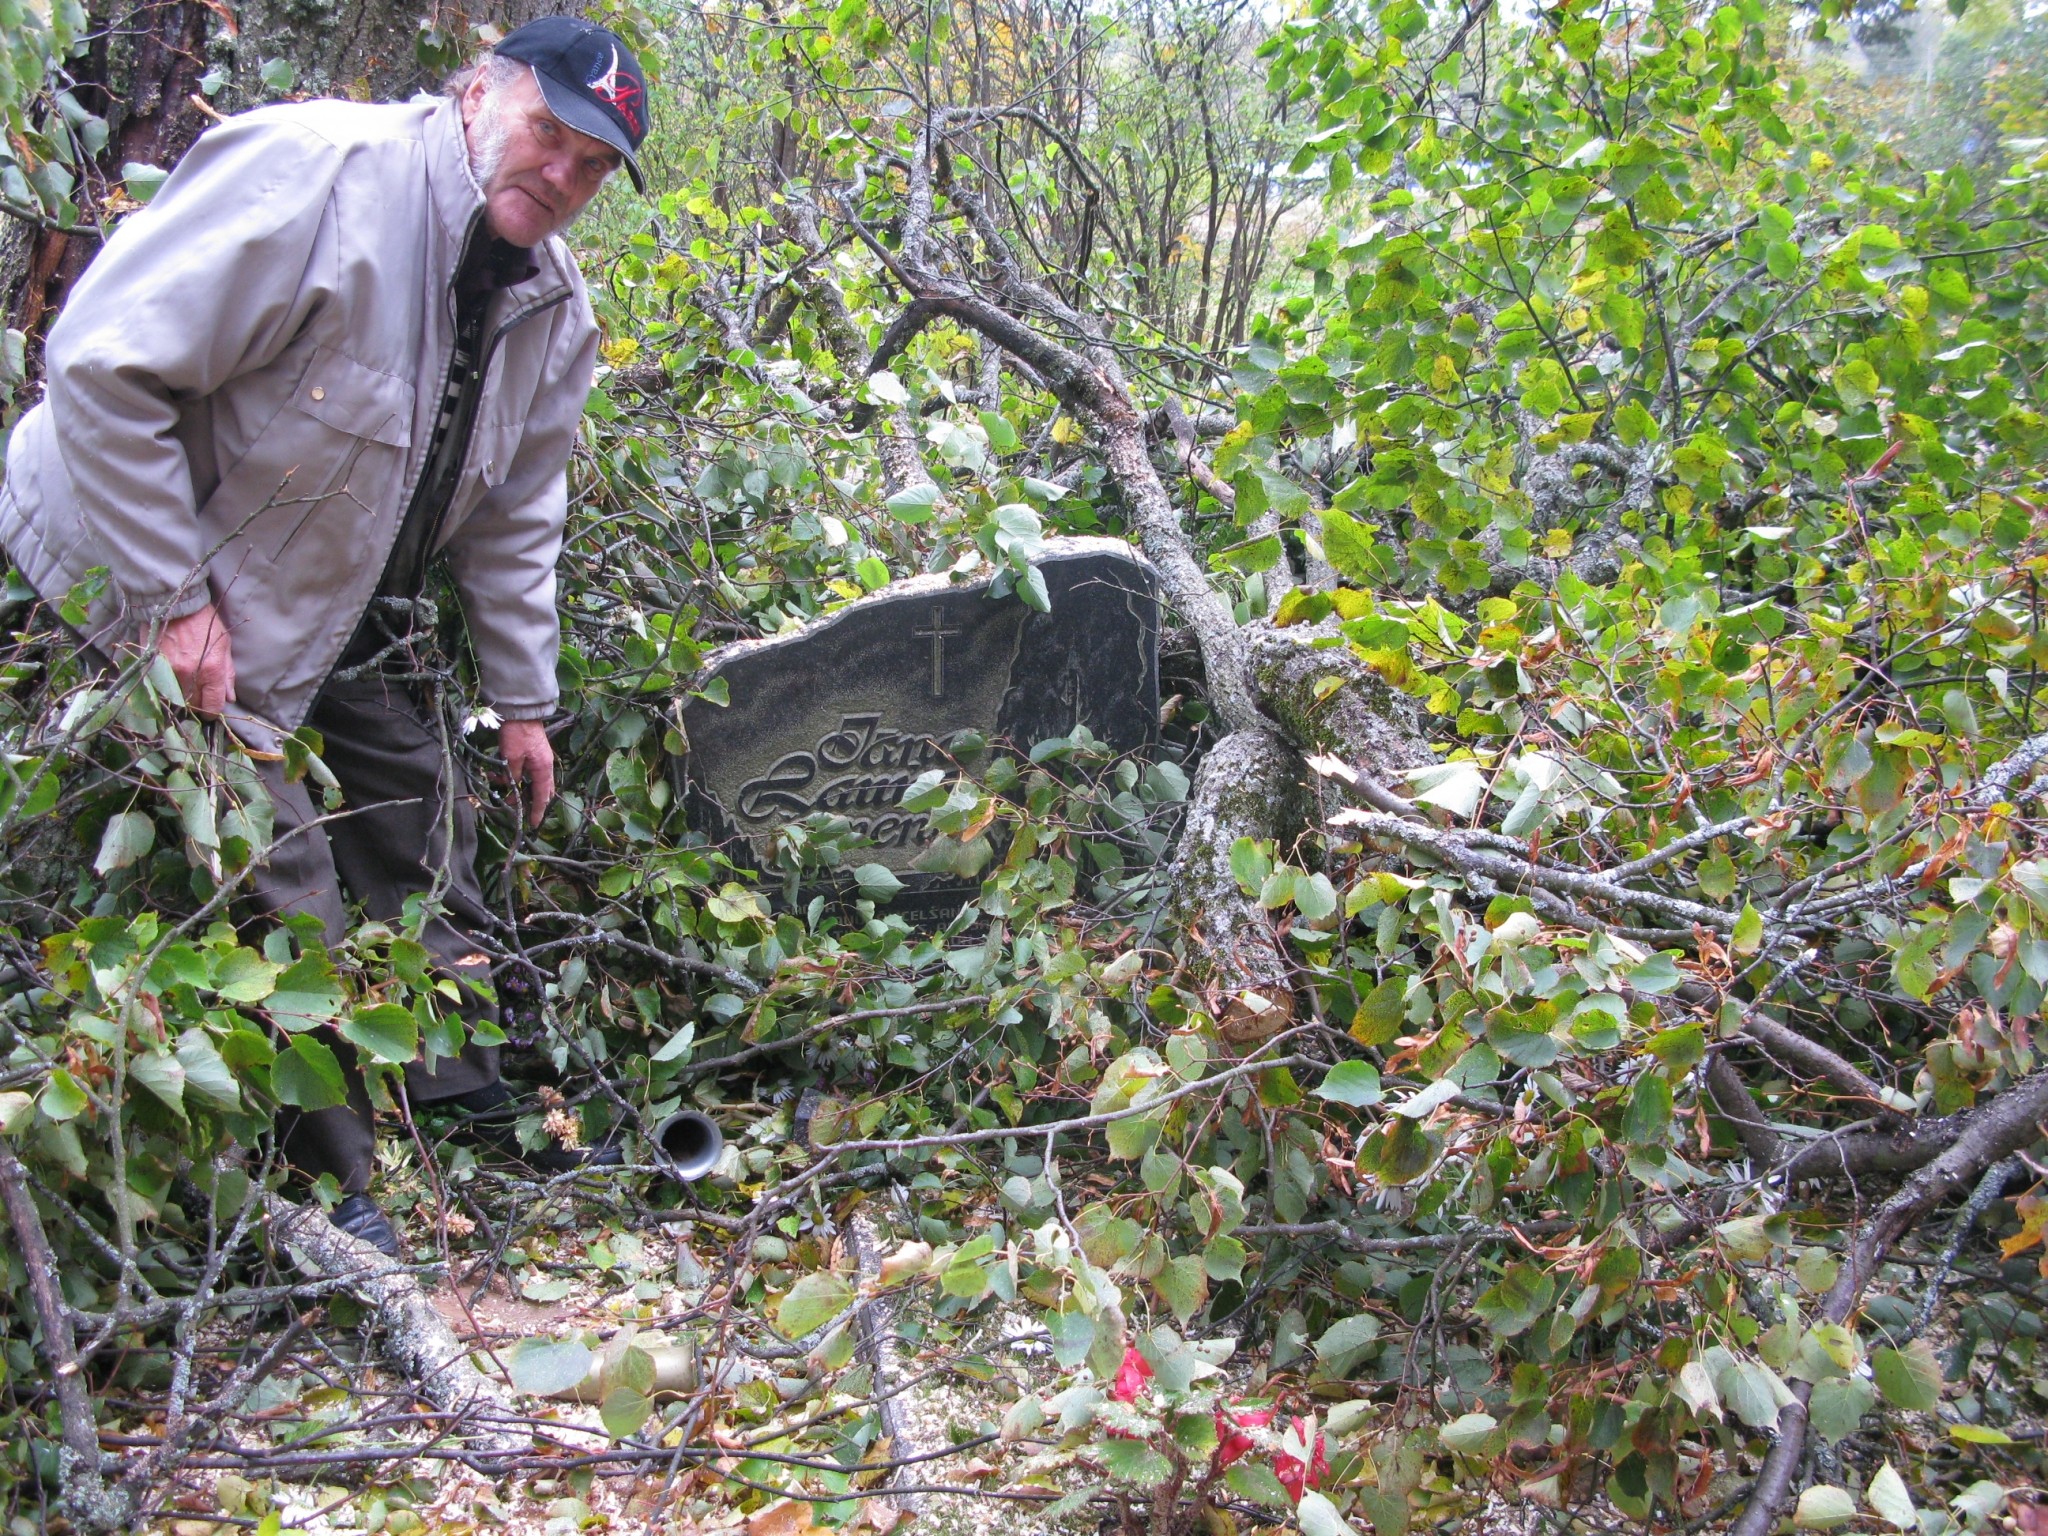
[436,1083,624,1175]
[330,1193,402,1258]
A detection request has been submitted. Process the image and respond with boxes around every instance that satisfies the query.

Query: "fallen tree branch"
[1737,1007,1901,1118]
[0,1139,127,1532]
[1728,1068,2048,1536]
[263,1192,525,1456]
[1970,729,2048,809]
[1330,807,1739,931]
[1706,1053,1782,1166]
[1246,620,1431,826]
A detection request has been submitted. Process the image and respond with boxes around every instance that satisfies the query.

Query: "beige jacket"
[0,93,599,730]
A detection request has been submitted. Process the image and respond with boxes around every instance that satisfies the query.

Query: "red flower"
[1110,1345,1153,1404]
[1212,1404,1274,1469]
[1274,1416,1329,1499]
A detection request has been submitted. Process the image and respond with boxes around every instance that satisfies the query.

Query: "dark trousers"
[254,673,501,1193]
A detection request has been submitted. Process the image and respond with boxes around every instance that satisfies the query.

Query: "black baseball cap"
[494,16,649,192]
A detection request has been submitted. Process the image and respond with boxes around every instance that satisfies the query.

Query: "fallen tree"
[3,0,2048,1530]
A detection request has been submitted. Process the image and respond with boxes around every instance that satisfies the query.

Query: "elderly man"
[0,17,649,1254]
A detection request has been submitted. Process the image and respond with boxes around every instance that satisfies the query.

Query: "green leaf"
[1259,868,1298,909]
[1046,1308,1095,1369]
[1946,1423,2015,1445]
[506,1336,594,1396]
[599,1385,652,1438]
[852,862,904,901]
[1731,903,1764,956]
[213,947,281,1004]
[776,1272,854,1339]
[1621,1072,1673,1146]
[1872,1340,1941,1412]
[121,162,169,203]
[266,952,344,1030]
[1293,872,1338,922]
[1097,1437,1173,1488]
[1296,1491,1361,1536]
[1625,950,1683,994]
[1473,1263,1555,1337]
[1833,358,1880,409]
[1225,1463,1294,1509]
[1697,850,1739,900]
[1358,1116,1439,1184]
[131,1050,186,1117]
[1724,1361,1787,1429]
[39,1067,88,1122]
[1313,1060,1382,1108]
[1152,1254,1208,1324]
[978,409,1020,452]
[1351,978,1406,1047]
[1715,1213,1790,1261]
[1230,837,1272,893]
[1203,1235,1247,1284]
[1319,508,1384,586]
[176,1031,242,1111]
[1106,1110,1162,1159]
[884,482,940,523]
[1867,1460,1916,1530]
[1439,1412,1498,1454]
[340,1003,419,1065]
[94,810,154,874]
[1794,1485,1857,1529]
[270,1036,347,1110]
[1674,1360,1722,1422]
[1390,1077,1460,1119]
[1808,1377,1876,1445]
[1315,1313,1382,1375]
[1017,564,1050,612]
[1406,760,1486,819]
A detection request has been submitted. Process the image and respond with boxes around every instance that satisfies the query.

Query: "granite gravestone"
[678,537,1160,901]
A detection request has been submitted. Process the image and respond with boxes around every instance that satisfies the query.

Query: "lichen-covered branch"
[264,1193,524,1455]
[1245,620,1430,785]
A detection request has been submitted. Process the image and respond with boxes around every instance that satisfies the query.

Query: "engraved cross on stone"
[914,605,961,698]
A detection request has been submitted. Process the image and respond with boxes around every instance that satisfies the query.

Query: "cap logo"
[586,44,643,138]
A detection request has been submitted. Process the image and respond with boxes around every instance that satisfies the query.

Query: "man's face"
[461,66,622,246]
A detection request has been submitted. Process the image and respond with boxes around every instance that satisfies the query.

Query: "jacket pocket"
[287,347,415,447]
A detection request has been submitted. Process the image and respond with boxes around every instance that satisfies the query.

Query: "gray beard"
[468,88,513,191]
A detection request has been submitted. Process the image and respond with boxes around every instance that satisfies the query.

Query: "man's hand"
[499,718,556,828]
[159,603,235,714]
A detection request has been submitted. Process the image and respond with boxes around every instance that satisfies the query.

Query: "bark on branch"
[264,1193,525,1455]
[0,1140,127,1532]
[1728,1068,2048,1536]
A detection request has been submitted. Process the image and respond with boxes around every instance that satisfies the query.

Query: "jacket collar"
[422,92,577,299]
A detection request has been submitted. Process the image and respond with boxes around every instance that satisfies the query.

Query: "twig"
[675,997,985,1080]
[1907,1155,2022,1341]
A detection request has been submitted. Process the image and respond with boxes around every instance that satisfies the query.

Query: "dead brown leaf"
[748,1497,830,1536]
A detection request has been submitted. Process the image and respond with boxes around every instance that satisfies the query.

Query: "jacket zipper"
[323,213,575,695]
